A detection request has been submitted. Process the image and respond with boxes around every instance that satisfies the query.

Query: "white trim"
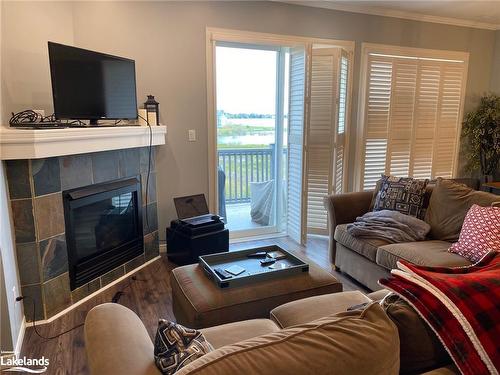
[0,125,167,160]
[206,27,355,213]
[229,231,288,244]
[229,225,280,240]
[159,242,167,253]
[206,27,355,51]
[277,1,500,31]
[14,317,25,357]
[362,43,469,62]
[29,256,160,325]
[206,34,218,213]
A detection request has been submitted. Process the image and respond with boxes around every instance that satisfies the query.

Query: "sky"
[216,46,277,115]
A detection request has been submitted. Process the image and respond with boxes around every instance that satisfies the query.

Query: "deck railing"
[218,145,285,204]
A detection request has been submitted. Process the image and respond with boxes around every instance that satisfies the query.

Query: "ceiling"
[281,1,500,30]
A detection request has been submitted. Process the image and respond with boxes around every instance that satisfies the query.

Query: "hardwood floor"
[20,235,368,375]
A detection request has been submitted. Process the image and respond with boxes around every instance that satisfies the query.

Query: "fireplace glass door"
[63,177,143,289]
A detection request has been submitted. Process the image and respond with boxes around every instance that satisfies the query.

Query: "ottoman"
[170,261,342,328]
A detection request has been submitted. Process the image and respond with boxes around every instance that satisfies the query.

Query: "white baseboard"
[14,317,26,357]
[159,243,167,253]
[30,255,161,326]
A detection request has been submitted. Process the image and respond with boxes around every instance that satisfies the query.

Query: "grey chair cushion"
[334,224,391,262]
[376,240,472,270]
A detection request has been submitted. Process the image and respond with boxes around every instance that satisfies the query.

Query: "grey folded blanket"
[347,210,431,243]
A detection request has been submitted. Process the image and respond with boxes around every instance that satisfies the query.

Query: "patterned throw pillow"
[373,175,429,219]
[449,204,500,262]
[154,319,214,375]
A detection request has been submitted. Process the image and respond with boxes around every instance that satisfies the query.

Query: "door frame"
[206,27,355,240]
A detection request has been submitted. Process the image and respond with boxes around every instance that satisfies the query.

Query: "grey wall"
[490,30,500,93]
[1,1,496,246]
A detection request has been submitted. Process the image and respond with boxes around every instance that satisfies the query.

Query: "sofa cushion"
[334,223,391,262]
[382,294,451,375]
[376,240,471,270]
[176,303,400,375]
[270,290,370,328]
[373,175,429,219]
[425,178,499,241]
[200,319,280,349]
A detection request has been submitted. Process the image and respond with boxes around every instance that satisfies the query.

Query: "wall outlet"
[188,129,196,142]
[33,109,45,117]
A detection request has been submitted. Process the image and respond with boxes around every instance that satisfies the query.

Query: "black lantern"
[144,95,160,126]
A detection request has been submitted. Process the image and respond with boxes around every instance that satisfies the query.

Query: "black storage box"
[166,220,229,265]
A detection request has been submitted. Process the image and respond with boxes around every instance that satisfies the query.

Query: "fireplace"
[63,176,143,290]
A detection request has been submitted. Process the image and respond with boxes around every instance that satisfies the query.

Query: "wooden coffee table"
[170,260,342,328]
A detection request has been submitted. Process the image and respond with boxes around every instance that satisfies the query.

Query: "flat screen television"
[48,42,138,125]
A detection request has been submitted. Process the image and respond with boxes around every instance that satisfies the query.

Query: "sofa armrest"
[323,191,374,265]
[85,303,160,375]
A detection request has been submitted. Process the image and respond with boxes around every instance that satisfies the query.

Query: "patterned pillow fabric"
[154,319,214,375]
[448,204,500,262]
[373,175,429,219]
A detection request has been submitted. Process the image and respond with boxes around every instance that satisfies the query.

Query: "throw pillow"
[448,204,500,262]
[154,319,214,375]
[382,293,451,375]
[373,175,429,219]
[425,178,499,241]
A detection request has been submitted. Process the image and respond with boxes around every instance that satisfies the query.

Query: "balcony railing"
[218,146,285,204]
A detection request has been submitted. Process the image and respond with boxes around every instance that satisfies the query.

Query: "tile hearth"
[5,147,160,321]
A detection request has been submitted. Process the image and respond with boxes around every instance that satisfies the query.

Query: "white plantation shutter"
[360,50,467,190]
[304,48,349,234]
[334,53,349,194]
[287,46,307,244]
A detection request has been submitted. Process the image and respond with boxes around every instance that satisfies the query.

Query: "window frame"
[355,43,470,191]
[206,27,355,236]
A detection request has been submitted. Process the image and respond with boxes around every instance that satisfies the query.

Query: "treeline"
[218,110,274,119]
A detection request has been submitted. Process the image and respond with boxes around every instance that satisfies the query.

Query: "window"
[358,44,469,190]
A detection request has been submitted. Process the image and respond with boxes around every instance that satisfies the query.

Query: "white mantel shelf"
[0,125,167,160]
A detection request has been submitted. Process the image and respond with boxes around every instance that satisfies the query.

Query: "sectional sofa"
[324,178,499,291]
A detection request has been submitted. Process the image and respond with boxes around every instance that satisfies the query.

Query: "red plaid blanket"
[379,251,500,375]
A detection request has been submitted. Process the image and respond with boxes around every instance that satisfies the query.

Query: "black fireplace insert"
[63,177,143,290]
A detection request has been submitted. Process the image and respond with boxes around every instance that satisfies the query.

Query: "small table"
[170,260,342,328]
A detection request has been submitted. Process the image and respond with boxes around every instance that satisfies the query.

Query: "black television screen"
[48,42,138,123]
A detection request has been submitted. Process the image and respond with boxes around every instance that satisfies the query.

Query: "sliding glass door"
[207,29,354,244]
[215,43,289,238]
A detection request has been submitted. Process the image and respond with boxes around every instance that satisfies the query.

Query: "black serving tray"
[199,245,309,288]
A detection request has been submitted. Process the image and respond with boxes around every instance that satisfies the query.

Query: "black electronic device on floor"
[167,194,229,265]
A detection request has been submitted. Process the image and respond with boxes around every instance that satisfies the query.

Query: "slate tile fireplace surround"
[5,147,159,321]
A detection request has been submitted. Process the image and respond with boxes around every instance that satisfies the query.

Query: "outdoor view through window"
[216,44,289,236]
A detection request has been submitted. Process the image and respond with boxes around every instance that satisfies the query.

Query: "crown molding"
[279,1,500,31]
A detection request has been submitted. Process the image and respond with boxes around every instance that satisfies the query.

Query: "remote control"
[260,258,276,266]
[247,251,267,258]
[214,268,232,280]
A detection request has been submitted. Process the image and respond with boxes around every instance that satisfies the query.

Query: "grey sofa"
[85,289,459,375]
[324,178,498,291]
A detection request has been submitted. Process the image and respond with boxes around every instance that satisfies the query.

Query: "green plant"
[462,94,500,176]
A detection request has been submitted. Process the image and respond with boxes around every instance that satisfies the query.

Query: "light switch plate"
[188,129,196,142]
